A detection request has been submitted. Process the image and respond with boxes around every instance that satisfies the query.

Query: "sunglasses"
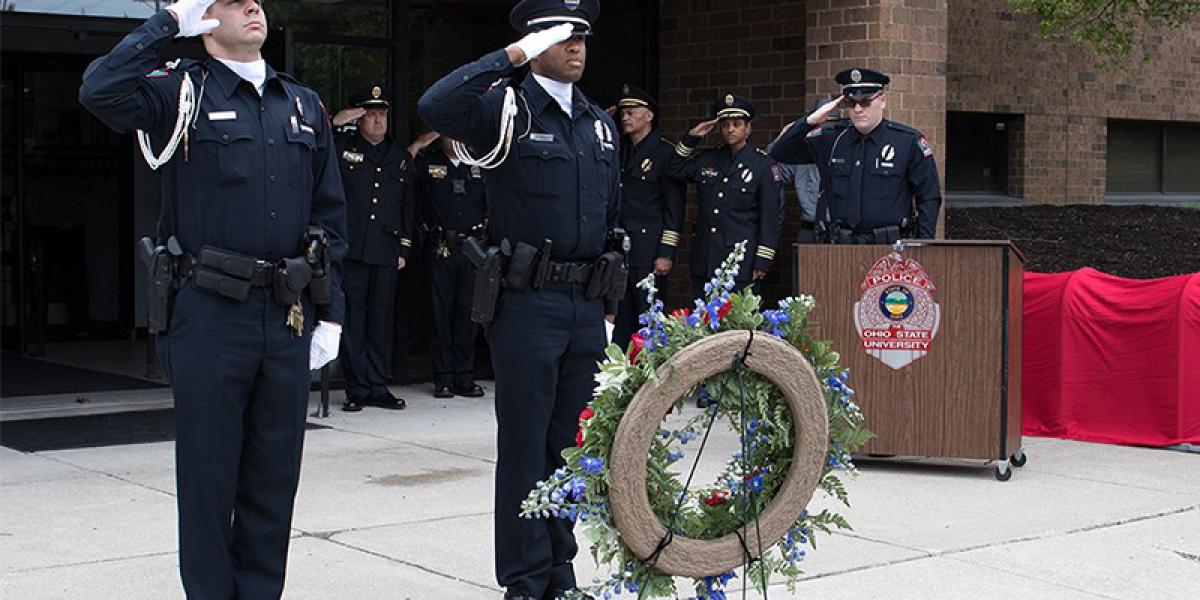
[841,93,883,109]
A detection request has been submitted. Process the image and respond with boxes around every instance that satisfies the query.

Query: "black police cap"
[712,94,755,122]
[349,84,390,109]
[617,83,656,114]
[835,67,890,99]
[509,0,600,36]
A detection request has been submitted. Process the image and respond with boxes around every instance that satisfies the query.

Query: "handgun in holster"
[464,236,507,325]
[305,226,332,306]
[137,235,183,335]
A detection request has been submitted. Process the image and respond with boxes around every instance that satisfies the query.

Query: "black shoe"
[453,383,485,397]
[433,385,454,398]
[342,396,366,412]
[368,390,406,410]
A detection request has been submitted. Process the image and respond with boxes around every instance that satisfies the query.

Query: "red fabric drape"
[1023,268,1200,446]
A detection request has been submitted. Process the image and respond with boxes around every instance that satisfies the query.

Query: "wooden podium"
[794,240,1025,480]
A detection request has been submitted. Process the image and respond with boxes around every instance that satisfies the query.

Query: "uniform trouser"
[691,276,752,304]
[426,243,478,388]
[157,282,312,600]
[341,259,397,398]
[613,266,666,350]
[488,282,606,597]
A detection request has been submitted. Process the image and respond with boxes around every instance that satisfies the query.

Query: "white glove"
[166,0,220,38]
[309,321,342,371]
[513,23,575,65]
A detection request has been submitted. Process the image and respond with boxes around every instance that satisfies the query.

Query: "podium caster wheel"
[1011,449,1027,468]
[994,461,1013,481]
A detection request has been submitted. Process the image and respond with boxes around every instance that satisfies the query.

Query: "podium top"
[895,239,1027,264]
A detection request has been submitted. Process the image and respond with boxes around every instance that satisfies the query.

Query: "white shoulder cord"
[136,61,204,170]
[452,85,531,170]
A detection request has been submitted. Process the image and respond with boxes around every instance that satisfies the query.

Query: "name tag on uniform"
[881,162,894,168]
[831,157,846,165]
[342,151,364,164]
[208,111,237,121]
[529,133,555,143]
[428,165,448,179]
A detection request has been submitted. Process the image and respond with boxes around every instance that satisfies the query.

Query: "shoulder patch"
[805,127,823,139]
[770,163,784,183]
[917,136,934,157]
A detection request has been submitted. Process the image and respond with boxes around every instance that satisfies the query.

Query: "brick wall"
[658,0,809,307]
[948,0,1200,204]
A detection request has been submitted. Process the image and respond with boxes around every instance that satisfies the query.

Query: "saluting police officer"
[612,84,685,346]
[79,1,346,597]
[670,94,783,302]
[330,85,413,412]
[768,68,942,242]
[418,1,621,597]
[413,132,488,399]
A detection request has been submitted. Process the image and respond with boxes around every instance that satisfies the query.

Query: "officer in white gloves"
[78,1,346,597]
[418,1,620,598]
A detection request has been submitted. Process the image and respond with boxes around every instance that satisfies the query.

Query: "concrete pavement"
[2,383,1197,599]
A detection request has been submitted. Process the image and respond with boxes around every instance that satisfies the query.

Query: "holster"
[464,237,506,325]
[272,257,312,307]
[306,226,332,306]
[137,236,181,335]
[504,242,540,292]
[193,246,258,301]
[585,251,628,301]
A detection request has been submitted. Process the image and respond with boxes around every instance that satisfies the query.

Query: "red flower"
[717,301,733,320]
[703,489,729,506]
[629,332,646,362]
[576,406,595,447]
[670,308,690,319]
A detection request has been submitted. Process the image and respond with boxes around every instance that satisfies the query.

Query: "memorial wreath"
[522,242,874,599]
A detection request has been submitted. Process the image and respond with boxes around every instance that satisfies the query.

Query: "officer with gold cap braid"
[612,83,684,346]
[669,93,783,307]
[330,84,413,412]
[418,1,621,598]
[768,67,942,243]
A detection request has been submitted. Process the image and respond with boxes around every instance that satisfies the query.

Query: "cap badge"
[371,86,382,99]
[623,84,630,95]
[564,0,581,9]
[725,94,734,107]
[851,69,862,83]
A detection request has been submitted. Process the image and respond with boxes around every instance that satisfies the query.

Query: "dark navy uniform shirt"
[417,49,620,264]
[669,134,783,281]
[415,150,488,235]
[619,131,684,270]
[768,117,942,238]
[78,10,347,322]
[335,133,414,265]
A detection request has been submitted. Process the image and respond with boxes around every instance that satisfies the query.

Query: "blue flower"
[748,475,764,492]
[580,456,604,474]
[567,476,588,499]
[666,450,684,463]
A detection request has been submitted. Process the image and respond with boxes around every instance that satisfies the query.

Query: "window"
[946,112,1014,195]
[1107,119,1200,195]
[3,0,160,18]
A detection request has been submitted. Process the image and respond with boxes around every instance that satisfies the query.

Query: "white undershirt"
[215,57,267,96]
[450,157,462,168]
[532,73,574,118]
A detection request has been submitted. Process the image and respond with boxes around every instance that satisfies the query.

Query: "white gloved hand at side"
[309,321,342,371]
[166,0,220,38]
[513,23,575,65]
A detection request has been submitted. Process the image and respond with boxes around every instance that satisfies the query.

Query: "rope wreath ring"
[608,329,829,578]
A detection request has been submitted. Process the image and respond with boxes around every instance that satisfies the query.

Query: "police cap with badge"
[349,84,390,109]
[617,83,656,116]
[509,0,600,36]
[835,67,890,99]
[713,94,755,121]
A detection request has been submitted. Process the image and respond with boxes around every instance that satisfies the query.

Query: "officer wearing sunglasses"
[768,67,942,244]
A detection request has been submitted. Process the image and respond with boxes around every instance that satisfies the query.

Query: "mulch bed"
[945,205,1200,279]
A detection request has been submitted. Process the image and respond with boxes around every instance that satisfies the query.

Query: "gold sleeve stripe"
[756,246,776,259]
[400,238,413,247]
[660,230,680,246]
[674,142,694,158]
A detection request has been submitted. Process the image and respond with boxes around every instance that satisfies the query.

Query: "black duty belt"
[543,261,593,285]
[181,254,275,287]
